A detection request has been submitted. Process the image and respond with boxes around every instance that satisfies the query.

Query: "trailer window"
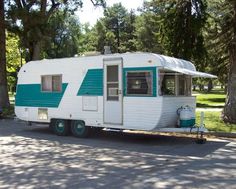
[41,75,62,92]
[159,71,191,96]
[126,71,153,96]
[161,74,175,95]
[178,75,191,96]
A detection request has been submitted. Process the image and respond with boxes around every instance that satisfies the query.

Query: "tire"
[51,119,70,136]
[71,120,90,138]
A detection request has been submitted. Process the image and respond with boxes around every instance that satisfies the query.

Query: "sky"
[76,0,145,26]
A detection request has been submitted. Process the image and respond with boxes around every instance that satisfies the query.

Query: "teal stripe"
[123,67,157,97]
[77,69,103,96]
[15,83,68,107]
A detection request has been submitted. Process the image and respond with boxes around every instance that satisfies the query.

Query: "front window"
[126,71,153,96]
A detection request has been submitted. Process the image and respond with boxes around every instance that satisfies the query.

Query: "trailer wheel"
[51,119,70,136]
[71,120,90,138]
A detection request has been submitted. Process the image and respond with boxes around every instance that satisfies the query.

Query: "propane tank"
[177,106,195,128]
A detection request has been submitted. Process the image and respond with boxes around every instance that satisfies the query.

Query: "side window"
[126,71,153,96]
[178,74,191,96]
[52,75,62,92]
[162,74,176,95]
[42,75,52,92]
[41,75,62,92]
[159,71,192,96]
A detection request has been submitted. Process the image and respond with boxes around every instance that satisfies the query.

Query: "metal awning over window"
[163,66,217,78]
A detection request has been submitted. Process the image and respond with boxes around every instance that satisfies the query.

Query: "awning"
[164,66,217,78]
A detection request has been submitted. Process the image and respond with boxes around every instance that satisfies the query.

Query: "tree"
[44,11,82,58]
[135,9,163,53]
[204,0,229,89]
[0,0,10,108]
[6,0,105,61]
[93,3,137,53]
[92,20,107,52]
[103,3,128,53]
[78,23,97,54]
[144,0,208,70]
[222,0,236,123]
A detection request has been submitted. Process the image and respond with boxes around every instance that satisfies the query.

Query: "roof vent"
[104,46,111,54]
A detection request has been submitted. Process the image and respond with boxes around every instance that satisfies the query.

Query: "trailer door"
[103,58,123,125]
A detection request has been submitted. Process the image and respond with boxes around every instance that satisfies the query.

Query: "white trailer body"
[15,52,216,132]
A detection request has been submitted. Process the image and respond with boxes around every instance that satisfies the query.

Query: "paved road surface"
[0,119,235,189]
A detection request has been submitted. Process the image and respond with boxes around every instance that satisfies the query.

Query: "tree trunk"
[222,1,236,123]
[207,80,213,92]
[222,41,236,123]
[0,0,10,108]
[32,41,41,60]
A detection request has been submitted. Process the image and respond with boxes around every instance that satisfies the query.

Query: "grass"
[193,89,226,108]
[196,111,236,133]
[194,89,236,133]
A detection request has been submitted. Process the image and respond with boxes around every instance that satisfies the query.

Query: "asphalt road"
[0,119,236,189]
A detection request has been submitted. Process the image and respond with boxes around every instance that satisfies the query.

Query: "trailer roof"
[26,52,216,78]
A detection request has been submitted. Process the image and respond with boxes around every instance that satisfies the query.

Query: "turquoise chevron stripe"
[15,83,68,107]
[77,69,103,96]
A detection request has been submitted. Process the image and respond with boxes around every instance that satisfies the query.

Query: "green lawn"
[194,89,236,133]
[193,89,226,108]
[196,111,236,133]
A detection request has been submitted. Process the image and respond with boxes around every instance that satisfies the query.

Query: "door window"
[107,65,119,101]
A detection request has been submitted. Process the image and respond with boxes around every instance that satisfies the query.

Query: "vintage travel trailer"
[15,52,216,137]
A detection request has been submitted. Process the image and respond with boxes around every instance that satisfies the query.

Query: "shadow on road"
[0,120,235,189]
[0,120,230,157]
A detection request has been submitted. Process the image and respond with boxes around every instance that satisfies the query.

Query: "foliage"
[134,10,163,53]
[92,3,137,53]
[43,11,82,58]
[78,23,97,54]
[143,0,208,71]
[6,32,24,92]
[204,0,231,85]
[6,0,105,60]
